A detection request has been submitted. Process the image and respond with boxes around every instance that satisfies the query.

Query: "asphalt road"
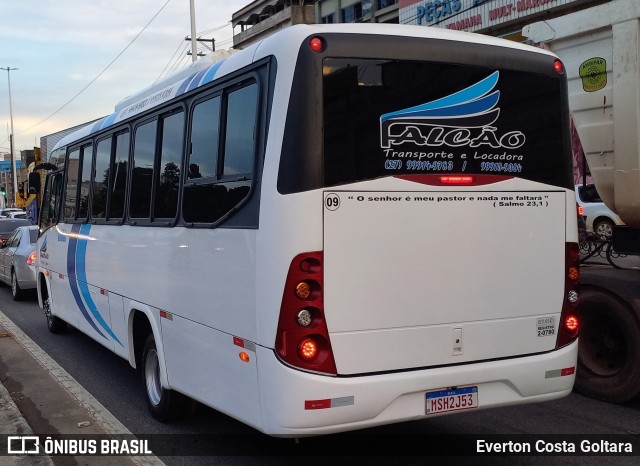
[1,286,639,466]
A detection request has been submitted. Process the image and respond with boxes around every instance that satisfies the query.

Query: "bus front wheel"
[141,333,193,422]
[44,296,66,334]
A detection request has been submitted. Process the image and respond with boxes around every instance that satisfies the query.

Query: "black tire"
[141,333,194,422]
[575,289,640,403]
[44,296,67,334]
[11,269,25,301]
[593,218,615,239]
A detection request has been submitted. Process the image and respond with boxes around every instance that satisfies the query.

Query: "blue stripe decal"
[381,71,500,122]
[91,117,108,134]
[387,91,500,119]
[201,61,223,85]
[67,225,106,339]
[76,224,123,347]
[102,111,118,130]
[186,69,208,93]
[176,73,197,96]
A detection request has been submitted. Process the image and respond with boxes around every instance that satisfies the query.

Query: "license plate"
[425,386,478,415]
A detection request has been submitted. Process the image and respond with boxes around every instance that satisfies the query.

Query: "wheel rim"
[595,222,613,239]
[579,313,627,377]
[145,348,162,406]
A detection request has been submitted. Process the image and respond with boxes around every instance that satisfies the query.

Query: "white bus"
[36,23,579,437]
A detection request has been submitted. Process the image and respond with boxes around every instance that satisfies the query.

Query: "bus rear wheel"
[142,333,194,422]
[44,296,67,334]
[575,289,640,403]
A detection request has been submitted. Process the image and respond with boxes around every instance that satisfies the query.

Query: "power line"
[155,38,188,83]
[197,22,231,36]
[156,21,234,82]
[20,0,172,135]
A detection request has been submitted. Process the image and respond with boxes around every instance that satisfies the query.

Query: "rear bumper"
[256,341,577,437]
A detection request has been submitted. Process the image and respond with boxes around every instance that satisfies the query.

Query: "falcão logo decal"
[380,71,525,151]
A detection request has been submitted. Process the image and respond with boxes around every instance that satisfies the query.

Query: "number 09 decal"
[324,193,341,211]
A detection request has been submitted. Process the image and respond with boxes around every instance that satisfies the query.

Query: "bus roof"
[51,23,556,154]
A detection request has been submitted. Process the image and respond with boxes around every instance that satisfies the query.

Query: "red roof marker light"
[309,36,325,53]
[554,59,564,74]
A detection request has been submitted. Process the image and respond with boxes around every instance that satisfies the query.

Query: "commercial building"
[232,1,401,49]
[398,0,607,42]
[231,0,608,49]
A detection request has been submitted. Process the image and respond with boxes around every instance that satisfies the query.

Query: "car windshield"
[28,229,37,243]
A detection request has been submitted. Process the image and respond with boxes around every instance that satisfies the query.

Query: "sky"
[0,0,252,157]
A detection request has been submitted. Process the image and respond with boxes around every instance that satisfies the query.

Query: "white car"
[575,184,624,238]
[5,211,27,219]
[0,208,23,218]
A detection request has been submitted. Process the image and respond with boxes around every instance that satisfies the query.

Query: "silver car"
[0,225,38,300]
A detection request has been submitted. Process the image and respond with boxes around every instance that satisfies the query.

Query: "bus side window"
[109,131,130,221]
[130,120,158,219]
[40,170,64,232]
[183,82,257,224]
[64,148,80,221]
[153,111,184,220]
[222,84,258,178]
[92,137,112,220]
[77,143,94,221]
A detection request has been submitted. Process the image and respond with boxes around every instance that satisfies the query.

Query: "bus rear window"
[322,58,568,188]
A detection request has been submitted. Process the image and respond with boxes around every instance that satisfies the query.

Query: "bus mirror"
[28,173,41,195]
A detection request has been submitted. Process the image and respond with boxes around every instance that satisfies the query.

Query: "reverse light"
[297,309,313,327]
[567,289,579,304]
[26,251,37,265]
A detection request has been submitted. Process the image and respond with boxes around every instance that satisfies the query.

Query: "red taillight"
[275,251,337,375]
[565,314,579,332]
[557,243,580,348]
[554,59,564,74]
[298,337,319,360]
[26,251,37,265]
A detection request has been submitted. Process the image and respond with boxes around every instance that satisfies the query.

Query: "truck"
[523,0,640,403]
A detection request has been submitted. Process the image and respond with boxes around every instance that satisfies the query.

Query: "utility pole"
[1,67,18,207]
[185,38,215,57]
[189,0,198,62]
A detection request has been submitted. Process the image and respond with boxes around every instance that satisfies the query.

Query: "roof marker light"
[554,59,564,74]
[309,36,324,53]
